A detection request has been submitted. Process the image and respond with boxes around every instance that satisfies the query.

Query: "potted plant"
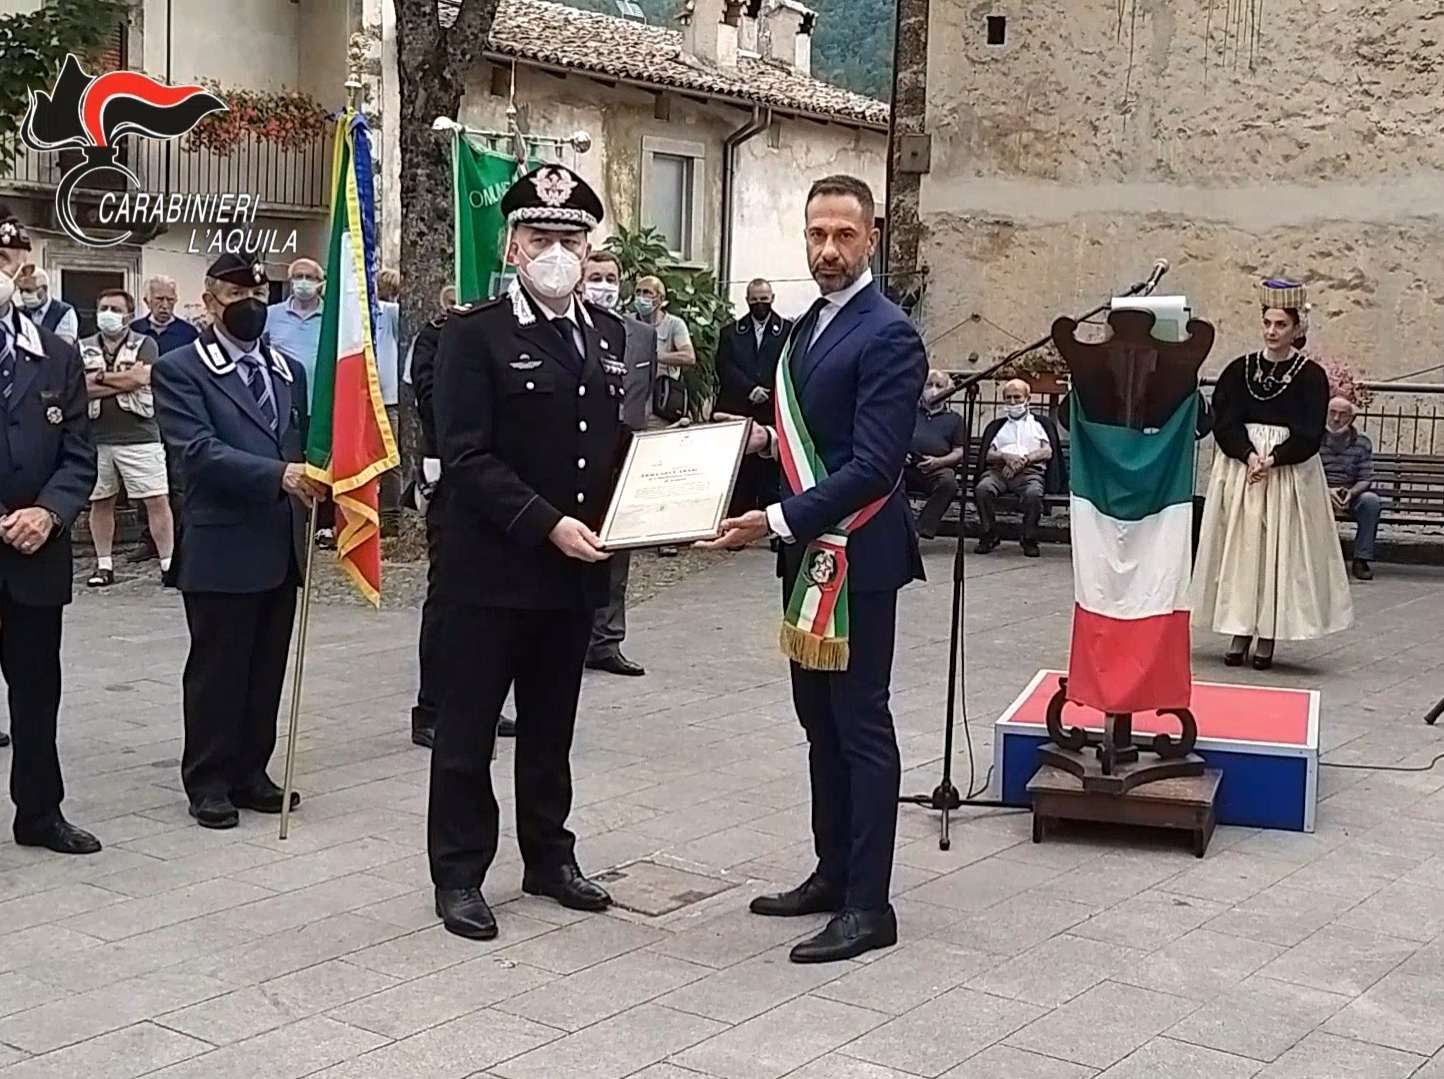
[186,84,333,155]
[992,340,1070,396]
[1313,354,1374,412]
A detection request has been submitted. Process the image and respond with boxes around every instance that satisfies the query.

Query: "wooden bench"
[906,437,1070,522]
[1370,453,1444,526]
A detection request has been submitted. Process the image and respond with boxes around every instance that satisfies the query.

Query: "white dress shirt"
[991,413,1049,458]
[763,269,875,543]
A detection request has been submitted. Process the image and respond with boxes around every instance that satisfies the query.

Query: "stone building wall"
[914,0,1444,379]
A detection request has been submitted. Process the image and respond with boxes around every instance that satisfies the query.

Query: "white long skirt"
[1191,423,1353,641]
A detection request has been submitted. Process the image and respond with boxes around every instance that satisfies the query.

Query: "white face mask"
[18,289,40,309]
[520,242,583,300]
[0,271,14,311]
[290,278,320,301]
[96,310,127,336]
[584,281,619,310]
[1003,402,1028,420]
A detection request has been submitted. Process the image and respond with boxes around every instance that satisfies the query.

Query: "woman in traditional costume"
[1191,279,1353,669]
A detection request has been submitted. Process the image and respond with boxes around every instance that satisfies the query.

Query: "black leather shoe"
[789,907,897,964]
[975,534,1000,554]
[189,795,239,829]
[1352,558,1374,581]
[522,862,612,911]
[14,816,102,855]
[586,653,645,677]
[0,730,9,748]
[411,706,436,748]
[435,886,498,940]
[749,872,845,917]
[497,715,516,738]
[412,726,435,748]
[1021,540,1041,558]
[231,779,299,814]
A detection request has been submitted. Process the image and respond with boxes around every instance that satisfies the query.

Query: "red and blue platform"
[992,669,1320,832]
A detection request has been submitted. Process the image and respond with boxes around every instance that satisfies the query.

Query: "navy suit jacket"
[777,282,927,594]
[153,328,310,594]
[0,312,96,607]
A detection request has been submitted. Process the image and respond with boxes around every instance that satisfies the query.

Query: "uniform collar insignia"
[195,332,293,382]
[508,276,536,327]
[12,313,43,359]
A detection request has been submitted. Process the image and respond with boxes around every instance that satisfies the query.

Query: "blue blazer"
[153,328,310,594]
[778,282,927,594]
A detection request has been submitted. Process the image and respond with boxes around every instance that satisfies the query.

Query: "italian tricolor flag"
[306,109,399,605]
[1066,394,1197,714]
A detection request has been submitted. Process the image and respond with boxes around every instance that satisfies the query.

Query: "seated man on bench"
[975,378,1060,557]
[1320,396,1378,581]
[905,369,968,539]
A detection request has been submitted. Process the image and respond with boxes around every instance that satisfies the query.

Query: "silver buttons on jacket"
[525,381,535,391]
[577,458,586,469]
[576,492,585,503]
[578,386,586,397]
[578,420,587,432]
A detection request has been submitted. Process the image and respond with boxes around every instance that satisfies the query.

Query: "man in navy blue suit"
[702,175,927,963]
[153,253,326,830]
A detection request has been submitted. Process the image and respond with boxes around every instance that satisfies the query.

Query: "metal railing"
[0,130,332,213]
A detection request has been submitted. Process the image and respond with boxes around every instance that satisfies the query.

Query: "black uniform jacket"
[410,313,445,460]
[0,310,96,607]
[716,310,791,420]
[433,280,629,610]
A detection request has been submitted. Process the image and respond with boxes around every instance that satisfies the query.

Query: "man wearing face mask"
[974,378,1060,557]
[905,369,968,539]
[78,289,174,588]
[580,250,656,677]
[428,165,628,941]
[16,269,78,346]
[0,204,100,853]
[153,253,326,831]
[717,278,791,515]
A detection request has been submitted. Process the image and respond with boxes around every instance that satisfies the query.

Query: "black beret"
[0,202,31,252]
[206,252,267,286]
[500,164,603,232]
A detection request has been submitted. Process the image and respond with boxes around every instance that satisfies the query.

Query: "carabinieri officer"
[428,165,629,940]
[0,204,100,854]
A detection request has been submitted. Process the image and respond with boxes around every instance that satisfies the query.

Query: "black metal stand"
[899,272,1163,850]
[1425,697,1444,725]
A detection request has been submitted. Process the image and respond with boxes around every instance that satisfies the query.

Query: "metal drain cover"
[594,860,735,917]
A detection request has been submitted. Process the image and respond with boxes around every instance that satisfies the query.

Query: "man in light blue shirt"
[264,258,325,412]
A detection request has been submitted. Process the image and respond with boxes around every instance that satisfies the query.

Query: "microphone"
[1141,258,1170,295]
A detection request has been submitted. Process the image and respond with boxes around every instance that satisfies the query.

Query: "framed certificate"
[599,420,750,550]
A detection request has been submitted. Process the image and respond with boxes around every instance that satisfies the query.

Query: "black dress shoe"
[789,907,897,964]
[975,534,1000,554]
[1352,558,1374,581]
[435,886,498,940]
[586,653,645,677]
[1252,638,1275,671]
[412,726,435,748]
[231,779,299,814]
[189,795,239,829]
[0,730,9,748]
[522,862,612,911]
[1021,539,1041,558]
[14,816,102,855]
[497,715,516,738]
[749,872,845,917]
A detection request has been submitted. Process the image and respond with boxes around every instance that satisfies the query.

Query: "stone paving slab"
[1,542,1443,1076]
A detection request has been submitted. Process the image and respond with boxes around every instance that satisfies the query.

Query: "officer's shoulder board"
[450,296,504,319]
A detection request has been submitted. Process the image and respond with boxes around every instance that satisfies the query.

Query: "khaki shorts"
[92,442,169,501]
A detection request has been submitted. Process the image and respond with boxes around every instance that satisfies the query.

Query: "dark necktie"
[551,314,582,365]
[0,320,13,403]
[239,353,278,430]
[793,297,831,364]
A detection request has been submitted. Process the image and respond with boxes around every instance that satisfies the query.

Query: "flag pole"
[279,498,320,840]
[279,55,366,840]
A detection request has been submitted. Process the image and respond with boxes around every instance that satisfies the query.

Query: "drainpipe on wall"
[718,105,771,296]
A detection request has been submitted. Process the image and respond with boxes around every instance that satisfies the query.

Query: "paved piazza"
[4,543,1444,1078]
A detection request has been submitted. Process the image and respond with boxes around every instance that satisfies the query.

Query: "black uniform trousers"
[790,587,901,913]
[180,568,298,801]
[428,602,592,889]
[412,491,445,733]
[0,589,66,830]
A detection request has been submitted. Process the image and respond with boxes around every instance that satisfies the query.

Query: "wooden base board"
[1027,765,1223,857]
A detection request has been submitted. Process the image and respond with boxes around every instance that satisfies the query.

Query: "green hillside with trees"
[562,0,895,100]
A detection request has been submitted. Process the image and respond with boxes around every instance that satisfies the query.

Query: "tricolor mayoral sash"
[772,328,892,672]
[1066,392,1197,713]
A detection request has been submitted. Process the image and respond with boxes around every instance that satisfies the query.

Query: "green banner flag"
[453,135,526,303]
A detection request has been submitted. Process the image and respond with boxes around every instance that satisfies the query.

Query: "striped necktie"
[237,353,278,430]
[0,320,14,403]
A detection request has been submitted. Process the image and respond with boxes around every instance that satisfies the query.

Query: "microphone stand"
[899,270,1163,850]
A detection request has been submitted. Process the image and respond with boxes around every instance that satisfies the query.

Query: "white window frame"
[640,135,706,263]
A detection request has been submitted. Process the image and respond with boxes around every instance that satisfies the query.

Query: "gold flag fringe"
[779,623,850,672]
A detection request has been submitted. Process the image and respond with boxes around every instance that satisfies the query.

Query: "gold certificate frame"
[599,420,751,550]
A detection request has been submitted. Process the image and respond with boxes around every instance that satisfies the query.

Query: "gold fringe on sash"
[779,623,850,672]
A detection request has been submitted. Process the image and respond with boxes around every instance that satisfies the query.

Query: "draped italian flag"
[306,109,399,605]
[1066,394,1197,714]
